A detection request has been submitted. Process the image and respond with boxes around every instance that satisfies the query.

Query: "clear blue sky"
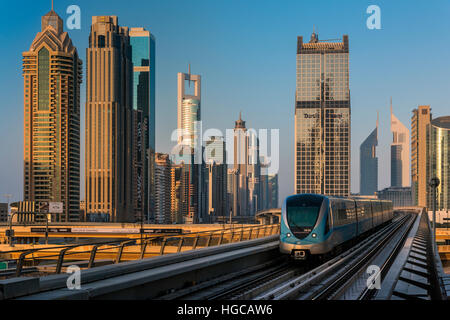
[1,0,450,204]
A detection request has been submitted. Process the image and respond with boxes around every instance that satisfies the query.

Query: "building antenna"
[52,0,54,10]
[376,110,379,140]
[390,97,393,115]
[188,63,191,88]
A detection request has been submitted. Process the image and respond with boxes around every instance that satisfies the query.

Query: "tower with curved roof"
[22,5,82,222]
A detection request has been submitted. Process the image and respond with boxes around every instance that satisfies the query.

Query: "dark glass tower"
[360,119,378,195]
[130,28,156,223]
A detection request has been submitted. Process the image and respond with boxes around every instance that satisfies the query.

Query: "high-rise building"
[170,164,184,224]
[360,115,378,195]
[427,116,450,210]
[205,136,227,220]
[85,16,133,222]
[295,33,351,196]
[227,168,239,218]
[177,69,201,148]
[176,69,204,223]
[23,6,82,222]
[248,131,261,215]
[130,27,156,223]
[155,153,172,224]
[232,113,249,215]
[390,102,410,188]
[268,174,279,209]
[411,105,431,207]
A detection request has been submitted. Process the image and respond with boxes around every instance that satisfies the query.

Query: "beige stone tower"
[85,16,133,222]
[23,6,82,222]
[411,105,431,207]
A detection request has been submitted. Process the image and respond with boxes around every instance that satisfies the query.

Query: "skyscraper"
[176,69,203,223]
[268,174,279,209]
[390,102,410,188]
[23,6,82,222]
[427,116,450,210]
[85,16,133,222]
[205,136,227,220]
[232,113,249,215]
[130,27,156,223]
[295,33,351,196]
[155,153,172,224]
[411,105,431,207]
[360,115,378,195]
[177,69,201,148]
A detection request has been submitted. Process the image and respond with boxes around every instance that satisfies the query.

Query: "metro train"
[279,194,394,260]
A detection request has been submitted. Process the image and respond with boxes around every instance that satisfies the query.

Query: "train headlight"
[311,233,317,238]
[286,233,291,237]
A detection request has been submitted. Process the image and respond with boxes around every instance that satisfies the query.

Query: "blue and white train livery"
[279,194,393,260]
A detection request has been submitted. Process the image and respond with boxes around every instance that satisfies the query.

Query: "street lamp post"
[429,177,440,253]
[8,212,18,247]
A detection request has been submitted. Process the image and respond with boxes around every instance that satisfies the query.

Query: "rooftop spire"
[235,112,246,129]
[52,0,54,10]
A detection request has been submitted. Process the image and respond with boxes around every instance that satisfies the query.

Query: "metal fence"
[0,223,280,277]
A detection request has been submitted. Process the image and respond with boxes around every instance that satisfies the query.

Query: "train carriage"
[280,194,393,260]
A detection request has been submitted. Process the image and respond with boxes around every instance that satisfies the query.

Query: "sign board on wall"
[49,202,63,214]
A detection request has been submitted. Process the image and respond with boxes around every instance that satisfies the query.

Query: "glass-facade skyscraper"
[130,27,156,223]
[427,116,450,210]
[295,33,350,196]
[360,118,378,195]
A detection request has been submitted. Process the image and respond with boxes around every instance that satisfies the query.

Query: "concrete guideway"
[2,236,279,300]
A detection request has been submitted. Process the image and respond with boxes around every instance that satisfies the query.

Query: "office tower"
[85,16,133,222]
[390,102,410,188]
[411,106,431,207]
[205,136,227,220]
[260,172,269,210]
[360,115,379,195]
[268,174,279,209]
[176,69,203,223]
[295,32,351,196]
[155,153,172,224]
[248,132,261,215]
[427,116,450,210]
[130,27,156,223]
[227,168,239,218]
[23,6,82,222]
[170,164,184,224]
[177,69,201,148]
[233,113,249,215]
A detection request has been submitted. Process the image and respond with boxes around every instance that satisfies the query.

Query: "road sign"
[38,201,49,213]
[49,202,63,214]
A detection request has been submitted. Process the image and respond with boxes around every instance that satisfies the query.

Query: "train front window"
[286,195,323,238]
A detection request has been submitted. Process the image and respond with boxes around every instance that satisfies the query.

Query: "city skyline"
[2,1,450,205]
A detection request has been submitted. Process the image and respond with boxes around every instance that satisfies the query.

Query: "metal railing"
[0,223,280,277]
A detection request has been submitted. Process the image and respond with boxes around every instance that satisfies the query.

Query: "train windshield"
[286,195,323,237]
